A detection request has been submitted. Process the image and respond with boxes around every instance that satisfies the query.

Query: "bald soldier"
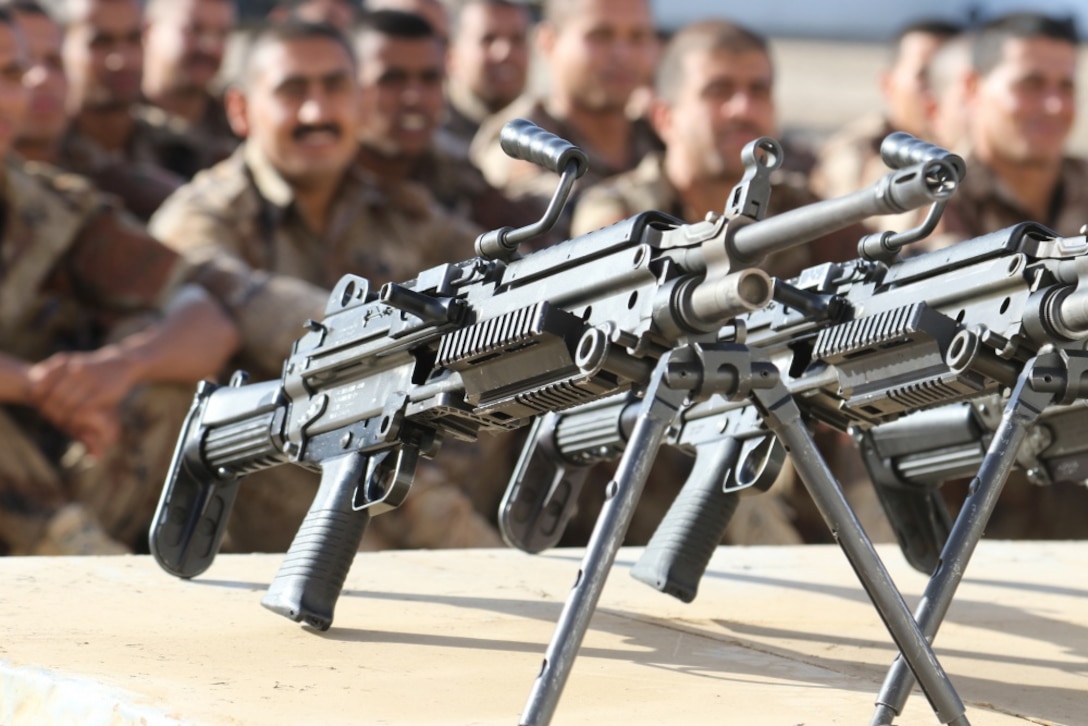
[567,20,889,548]
[150,20,500,552]
[0,6,242,554]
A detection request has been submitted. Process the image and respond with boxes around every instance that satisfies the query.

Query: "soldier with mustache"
[149,19,501,553]
[141,0,240,170]
[565,20,889,548]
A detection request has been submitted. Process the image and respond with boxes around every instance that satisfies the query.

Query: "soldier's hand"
[64,406,122,459]
[26,348,137,435]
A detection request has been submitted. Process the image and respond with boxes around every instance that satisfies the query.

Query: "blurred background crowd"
[2,0,1087,558]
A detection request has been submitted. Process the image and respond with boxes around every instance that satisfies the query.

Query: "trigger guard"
[352,446,418,515]
[728,434,785,494]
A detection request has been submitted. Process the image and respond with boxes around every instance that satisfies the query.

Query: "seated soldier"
[0,7,241,554]
[470,0,661,238]
[353,10,544,248]
[937,13,1088,242]
[55,0,204,219]
[443,0,532,156]
[926,13,1088,540]
[566,20,889,548]
[150,20,502,552]
[141,0,240,169]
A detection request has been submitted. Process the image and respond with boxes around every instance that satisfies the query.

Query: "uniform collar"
[243,140,296,211]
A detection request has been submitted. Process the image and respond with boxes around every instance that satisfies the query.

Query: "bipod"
[517,342,969,725]
[748,358,969,726]
[870,349,1088,725]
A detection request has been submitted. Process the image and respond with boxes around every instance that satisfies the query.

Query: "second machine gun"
[149,122,964,725]
[503,134,1088,725]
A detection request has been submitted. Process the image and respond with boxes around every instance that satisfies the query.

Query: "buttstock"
[149,385,239,579]
[855,428,953,575]
[499,414,591,553]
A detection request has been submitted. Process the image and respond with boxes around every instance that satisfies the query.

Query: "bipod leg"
[871,356,1067,725]
[752,381,969,726]
[517,354,689,726]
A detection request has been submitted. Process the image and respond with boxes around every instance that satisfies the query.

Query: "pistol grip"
[261,452,371,631]
[631,438,743,602]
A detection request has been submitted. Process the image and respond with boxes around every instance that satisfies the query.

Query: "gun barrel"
[730,159,958,264]
[678,268,774,333]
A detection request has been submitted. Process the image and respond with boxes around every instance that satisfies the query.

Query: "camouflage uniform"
[561,152,892,547]
[0,157,206,554]
[470,96,663,238]
[141,94,240,175]
[917,152,1088,539]
[440,82,493,159]
[150,141,504,552]
[407,138,551,248]
[810,112,926,235]
[56,106,205,220]
[937,153,1088,242]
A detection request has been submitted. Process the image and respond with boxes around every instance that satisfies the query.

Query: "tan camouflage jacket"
[55,106,208,220]
[140,94,239,173]
[469,95,663,234]
[938,153,1088,241]
[441,81,495,159]
[150,141,477,378]
[0,157,189,363]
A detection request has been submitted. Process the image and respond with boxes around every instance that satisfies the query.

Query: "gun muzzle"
[673,268,773,333]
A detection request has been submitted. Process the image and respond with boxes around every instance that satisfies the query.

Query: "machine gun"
[149,121,964,724]
[504,166,1088,722]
